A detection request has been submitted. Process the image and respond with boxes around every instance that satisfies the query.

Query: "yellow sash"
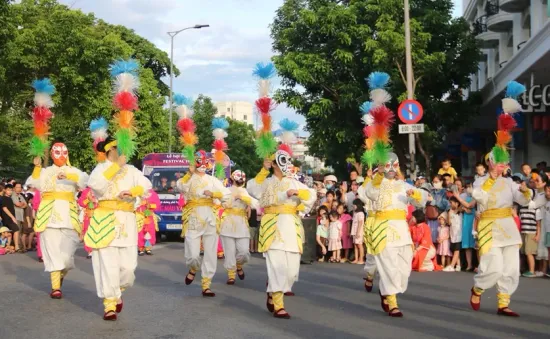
[478,208,512,256]
[180,198,220,237]
[364,212,376,254]
[42,191,75,202]
[371,209,406,255]
[34,192,80,234]
[85,200,135,249]
[259,205,302,254]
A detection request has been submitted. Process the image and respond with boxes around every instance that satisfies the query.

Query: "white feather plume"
[362,113,374,126]
[212,128,228,140]
[34,93,54,108]
[370,88,392,106]
[176,105,192,119]
[502,98,522,114]
[258,79,271,97]
[281,131,297,145]
[113,73,140,94]
[91,128,108,141]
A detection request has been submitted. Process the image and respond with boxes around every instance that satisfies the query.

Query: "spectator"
[323,190,335,210]
[12,182,27,246]
[438,159,458,182]
[427,175,450,242]
[442,173,454,199]
[0,184,22,252]
[21,193,35,251]
[345,181,359,213]
[0,226,15,255]
[536,161,547,173]
[437,212,451,268]
[350,199,365,265]
[410,209,439,272]
[316,213,329,262]
[444,196,462,272]
[248,208,259,253]
[474,162,487,181]
[519,174,541,277]
[453,180,476,271]
[328,211,342,263]
[538,183,550,277]
[349,168,364,185]
[520,163,532,182]
[323,174,337,191]
[337,203,352,263]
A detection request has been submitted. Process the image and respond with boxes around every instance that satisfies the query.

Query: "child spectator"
[316,214,329,262]
[350,199,365,265]
[21,193,35,251]
[328,211,342,263]
[323,191,335,210]
[337,203,352,263]
[519,174,540,277]
[436,212,451,268]
[520,163,532,182]
[444,197,462,272]
[474,162,487,181]
[0,226,15,255]
[438,159,458,182]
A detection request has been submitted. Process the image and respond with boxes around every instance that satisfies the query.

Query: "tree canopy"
[271,0,481,177]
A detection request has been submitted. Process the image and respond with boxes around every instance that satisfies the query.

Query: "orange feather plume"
[180,132,198,146]
[115,110,135,129]
[33,120,50,136]
[261,113,271,133]
[365,138,374,150]
[214,150,225,162]
[495,130,512,146]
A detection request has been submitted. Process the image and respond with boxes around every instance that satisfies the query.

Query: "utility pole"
[404,0,416,180]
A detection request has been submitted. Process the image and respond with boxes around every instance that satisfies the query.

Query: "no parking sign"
[398,99,423,124]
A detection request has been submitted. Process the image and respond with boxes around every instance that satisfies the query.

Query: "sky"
[58,0,463,134]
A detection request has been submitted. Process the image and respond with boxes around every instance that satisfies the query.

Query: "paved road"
[0,242,549,339]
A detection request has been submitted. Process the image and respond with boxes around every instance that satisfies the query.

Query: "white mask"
[433,182,443,189]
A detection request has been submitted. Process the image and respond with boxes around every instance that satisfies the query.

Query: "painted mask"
[195,150,208,173]
[486,152,506,176]
[384,152,399,179]
[232,170,246,186]
[51,143,69,167]
[274,149,292,177]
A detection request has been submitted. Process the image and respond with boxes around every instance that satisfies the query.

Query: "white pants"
[92,246,137,300]
[474,245,520,295]
[265,249,300,293]
[41,228,79,273]
[375,245,413,296]
[364,253,377,278]
[185,225,217,279]
[220,236,250,271]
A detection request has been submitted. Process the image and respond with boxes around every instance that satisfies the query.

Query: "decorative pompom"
[362,113,374,126]
[109,59,139,77]
[255,97,276,115]
[491,145,509,164]
[180,133,198,146]
[372,125,390,143]
[278,143,293,157]
[252,62,276,80]
[113,92,138,111]
[113,73,140,94]
[279,118,299,132]
[33,120,49,136]
[212,117,229,130]
[115,129,137,158]
[370,88,392,105]
[495,130,512,147]
[214,163,225,179]
[114,110,135,129]
[34,93,54,108]
[497,114,517,131]
[89,117,108,132]
[360,101,372,114]
[91,129,108,141]
[32,78,56,95]
[361,149,376,167]
[177,118,196,133]
[32,107,54,122]
[281,131,297,144]
[175,105,192,119]
[255,132,278,159]
[212,128,228,140]
[96,152,107,162]
[214,150,225,162]
[29,136,49,157]
[213,139,228,151]
[174,94,193,107]
[365,138,374,150]
[505,81,526,99]
[362,126,371,138]
[373,140,392,165]
[370,105,395,128]
[258,79,271,97]
[367,72,390,90]
[260,113,272,132]
[182,145,195,163]
[501,98,522,114]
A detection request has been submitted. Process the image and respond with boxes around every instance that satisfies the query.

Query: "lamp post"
[404,0,416,180]
[167,24,210,153]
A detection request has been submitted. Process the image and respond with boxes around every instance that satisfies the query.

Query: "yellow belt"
[366,210,376,217]
[98,200,135,212]
[42,191,75,202]
[185,198,216,209]
[224,208,247,217]
[264,205,298,215]
[375,209,406,220]
[481,208,512,220]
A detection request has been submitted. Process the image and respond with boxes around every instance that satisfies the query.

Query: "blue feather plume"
[252,62,276,79]
[174,93,193,107]
[31,78,56,95]
[367,72,390,90]
[212,117,229,130]
[89,117,108,131]
[109,59,139,77]
[360,101,372,114]
[505,81,526,99]
[279,118,299,132]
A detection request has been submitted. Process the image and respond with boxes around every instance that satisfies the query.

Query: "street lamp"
[167,24,210,153]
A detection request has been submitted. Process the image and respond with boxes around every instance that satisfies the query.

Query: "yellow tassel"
[201,277,211,290]
[51,271,61,290]
[103,298,117,313]
[473,286,484,295]
[386,294,398,309]
[236,264,243,270]
[227,269,236,280]
[272,291,284,311]
[497,293,510,308]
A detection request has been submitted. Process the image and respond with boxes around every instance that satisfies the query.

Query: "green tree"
[192,94,217,152]
[226,119,261,177]
[271,0,480,178]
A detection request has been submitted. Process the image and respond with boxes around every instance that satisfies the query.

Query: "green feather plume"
[214,163,225,179]
[255,132,277,159]
[115,129,136,158]
[361,149,377,168]
[29,136,49,157]
[182,145,195,163]
[373,140,392,165]
[491,145,509,164]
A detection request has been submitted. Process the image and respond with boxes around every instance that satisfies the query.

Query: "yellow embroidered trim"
[272,291,284,311]
[212,191,223,199]
[481,177,495,192]
[227,269,236,280]
[223,208,247,217]
[103,163,121,180]
[32,166,41,179]
[129,185,144,197]
[497,293,510,308]
[240,195,252,205]
[103,298,117,312]
[255,167,270,184]
[297,189,310,201]
[372,172,384,188]
[236,264,243,270]
[66,173,79,183]
[386,294,398,309]
[201,277,212,290]
[51,271,61,290]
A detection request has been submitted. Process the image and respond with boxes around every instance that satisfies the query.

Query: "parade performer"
[220,170,258,285]
[178,150,231,296]
[357,169,378,293]
[470,81,546,317]
[360,72,428,317]
[136,189,160,256]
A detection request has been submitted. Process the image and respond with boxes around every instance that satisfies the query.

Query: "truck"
[142,152,232,240]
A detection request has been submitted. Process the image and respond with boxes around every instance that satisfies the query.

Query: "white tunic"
[220,186,258,238]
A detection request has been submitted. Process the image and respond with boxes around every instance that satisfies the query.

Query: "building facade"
[459,0,550,174]
[215,101,254,126]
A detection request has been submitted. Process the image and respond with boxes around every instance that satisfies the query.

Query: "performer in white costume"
[220,170,258,285]
[247,145,316,319]
[179,150,231,297]
[365,153,428,317]
[26,142,88,299]
[357,169,378,293]
[85,136,152,321]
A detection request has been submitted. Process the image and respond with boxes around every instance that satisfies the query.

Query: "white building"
[215,101,254,126]
[273,133,327,173]
[462,0,550,171]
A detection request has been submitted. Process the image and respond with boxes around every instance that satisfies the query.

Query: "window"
[227,107,231,112]
[243,115,247,121]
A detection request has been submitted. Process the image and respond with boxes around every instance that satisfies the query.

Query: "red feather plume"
[255,97,276,115]
[113,92,138,111]
[32,107,54,122]
[370,105,395,128]
[278,143,293,157]
[213,139,228,151]
[363,126,374,138]
[177,118,196,133]
[498,113,517,131]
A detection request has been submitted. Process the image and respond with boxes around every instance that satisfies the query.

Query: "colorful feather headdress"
[253,62,278,159]
[89,118,109,162]
[109,58,140,158]
[174,94,197,163]
[490,81,525,164]
[360,72,395,168]
[29,78,55,157]
[212,117,229,179]
[278,118,299,156]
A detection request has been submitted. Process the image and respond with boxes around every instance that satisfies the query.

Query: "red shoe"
[202,289,215,297]
[237,268,245,280]
[379,291,389,313]
[185,271,196,285]
[497,307,520,317]
[103,311,117,321]
[364,277,373,293]
[116,298,123,313]
[284,292,295,296]
[470,288,481,311]
[266,293,274,313]
[226,278,235,285]
[388,308,403,318]
[50,290,62,299]
[273,308,291,319]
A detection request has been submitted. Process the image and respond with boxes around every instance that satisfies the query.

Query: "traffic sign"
[398,124,424,134]
[398,99,423,124]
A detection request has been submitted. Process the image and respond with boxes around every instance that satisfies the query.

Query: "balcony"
[473,15,500,48]
[486,1,514,32]
[499,0,530,13]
